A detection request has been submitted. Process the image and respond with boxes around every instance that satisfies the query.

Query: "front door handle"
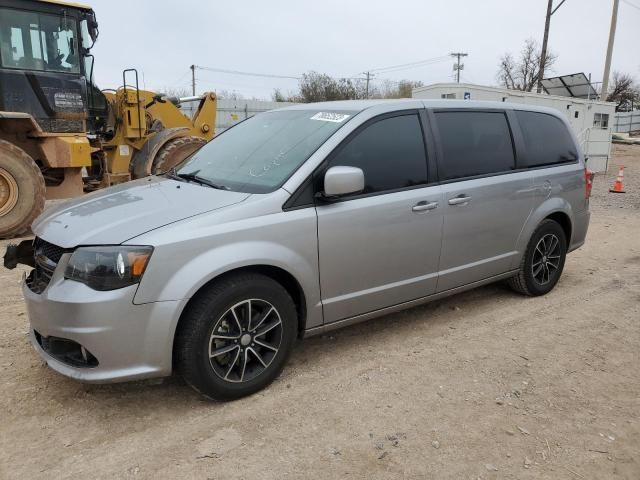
[448,195,471,206]
[412,201,439,212]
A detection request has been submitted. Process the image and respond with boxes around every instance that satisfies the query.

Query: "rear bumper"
[569,210,590,252]
[23,263,185,383]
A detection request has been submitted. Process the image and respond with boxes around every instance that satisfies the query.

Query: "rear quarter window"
[515,111,578,168]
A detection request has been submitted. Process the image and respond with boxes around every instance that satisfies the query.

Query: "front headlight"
[64,246,153,291]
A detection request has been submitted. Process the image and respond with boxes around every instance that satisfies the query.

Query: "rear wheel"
[152,136,206,174]
[508,219,567,296]
[175,273,297,401]
[0,140,45,239]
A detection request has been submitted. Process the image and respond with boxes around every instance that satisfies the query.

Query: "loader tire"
[152,136,206,174]
[0,140,45,239]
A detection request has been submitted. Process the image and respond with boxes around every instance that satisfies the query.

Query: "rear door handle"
[412,201,439,212]
[448,195,471,206]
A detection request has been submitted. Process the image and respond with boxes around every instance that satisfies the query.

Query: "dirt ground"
[1,145,639,480]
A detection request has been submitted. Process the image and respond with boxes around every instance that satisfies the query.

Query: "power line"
[369,55,450,74]
[193,58,449,87]
[195,65,301,80]
[622,0,640,10]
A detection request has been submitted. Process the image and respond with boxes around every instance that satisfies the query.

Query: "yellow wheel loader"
[0,0,216,238]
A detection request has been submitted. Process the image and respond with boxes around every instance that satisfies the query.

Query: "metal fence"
[613,111,640,133]
[180,98,297,133]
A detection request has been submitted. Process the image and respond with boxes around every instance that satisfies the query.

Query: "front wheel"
[175,273,297,401]
[0,140,46,239]
[152,136,206,174]
[508,219,567,296]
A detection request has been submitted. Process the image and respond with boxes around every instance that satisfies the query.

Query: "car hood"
[33,176,250,248]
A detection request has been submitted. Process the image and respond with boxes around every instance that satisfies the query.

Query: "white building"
[412,83,616,172]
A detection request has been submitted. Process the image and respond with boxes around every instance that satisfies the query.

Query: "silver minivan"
[8,99,592,400]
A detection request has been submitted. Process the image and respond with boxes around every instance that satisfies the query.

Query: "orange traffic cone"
[609,165,626,194]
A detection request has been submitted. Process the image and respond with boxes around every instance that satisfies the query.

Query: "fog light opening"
[34,330,99,368]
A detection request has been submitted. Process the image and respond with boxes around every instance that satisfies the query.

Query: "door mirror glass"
[323,166,364,197]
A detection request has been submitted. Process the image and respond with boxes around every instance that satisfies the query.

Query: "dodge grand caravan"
[7,99,592,400]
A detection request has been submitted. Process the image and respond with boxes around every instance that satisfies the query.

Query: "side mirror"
[322,166,365,198]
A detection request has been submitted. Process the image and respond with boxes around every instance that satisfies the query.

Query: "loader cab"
[0,0,108,134]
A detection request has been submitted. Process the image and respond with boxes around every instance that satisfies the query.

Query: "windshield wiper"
[176,172,230,190]
[162,167,184,181]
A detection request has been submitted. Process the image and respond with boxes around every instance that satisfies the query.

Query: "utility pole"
[190,64,196,96]
[537,0,568,93]
[364,71,374,99]
[450,52,468,83]
[601,0,619,99]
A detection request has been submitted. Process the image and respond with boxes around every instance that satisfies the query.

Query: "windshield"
[176,110,355,193]
[0,8,80,73]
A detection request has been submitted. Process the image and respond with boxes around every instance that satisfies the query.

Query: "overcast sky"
[90,0,640,99]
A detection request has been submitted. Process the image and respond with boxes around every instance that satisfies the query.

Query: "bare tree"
[497,39,557,92]
[606,72,639,111]
[275,74,424,102]
[272,88,287,102]
[159,87,192,98]
[216,90,246,100]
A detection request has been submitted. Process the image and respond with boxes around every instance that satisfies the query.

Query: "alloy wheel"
[208,299,283,383]
[531,233,561,285]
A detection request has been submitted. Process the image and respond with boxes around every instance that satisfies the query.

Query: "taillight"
[585,168,594,199]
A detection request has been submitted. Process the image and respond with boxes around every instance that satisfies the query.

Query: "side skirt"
[303,270,518,338]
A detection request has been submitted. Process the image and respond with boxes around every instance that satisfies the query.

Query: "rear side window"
[434,111,515,181]
[328,113,427,194]
[516,111,578,167]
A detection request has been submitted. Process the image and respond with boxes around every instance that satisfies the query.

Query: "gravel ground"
[1,145,639,479]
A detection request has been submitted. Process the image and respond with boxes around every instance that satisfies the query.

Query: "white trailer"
[412,83,616,172]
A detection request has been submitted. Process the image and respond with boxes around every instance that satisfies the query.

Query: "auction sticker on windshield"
[310,112,351,123]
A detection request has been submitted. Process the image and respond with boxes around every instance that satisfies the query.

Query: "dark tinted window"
[328,114,427,194]
[516,111,578,167]
[435,111,515,181]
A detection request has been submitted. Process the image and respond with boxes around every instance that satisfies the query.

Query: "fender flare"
[0,111,43,135]
[129,127,188,179]
[515,198,574,260]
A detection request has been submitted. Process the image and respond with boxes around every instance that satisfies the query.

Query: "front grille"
[27,238,72,294]
[36,118,84,133]
[33,238,67,263]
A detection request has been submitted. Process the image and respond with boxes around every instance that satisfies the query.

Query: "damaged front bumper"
[3,239,35,270]
[6,238,183,383]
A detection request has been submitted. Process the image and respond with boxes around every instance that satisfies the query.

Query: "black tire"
[0,139,46,239]
[175,273,297,401]
[508,219,567,296]
[152,136,206,174]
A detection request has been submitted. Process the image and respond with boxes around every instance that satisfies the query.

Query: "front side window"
[435,111,515,181]
[516,111,578,167]
[177,110,355,193]
[0,8,80,73]
[327,113,428,194]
